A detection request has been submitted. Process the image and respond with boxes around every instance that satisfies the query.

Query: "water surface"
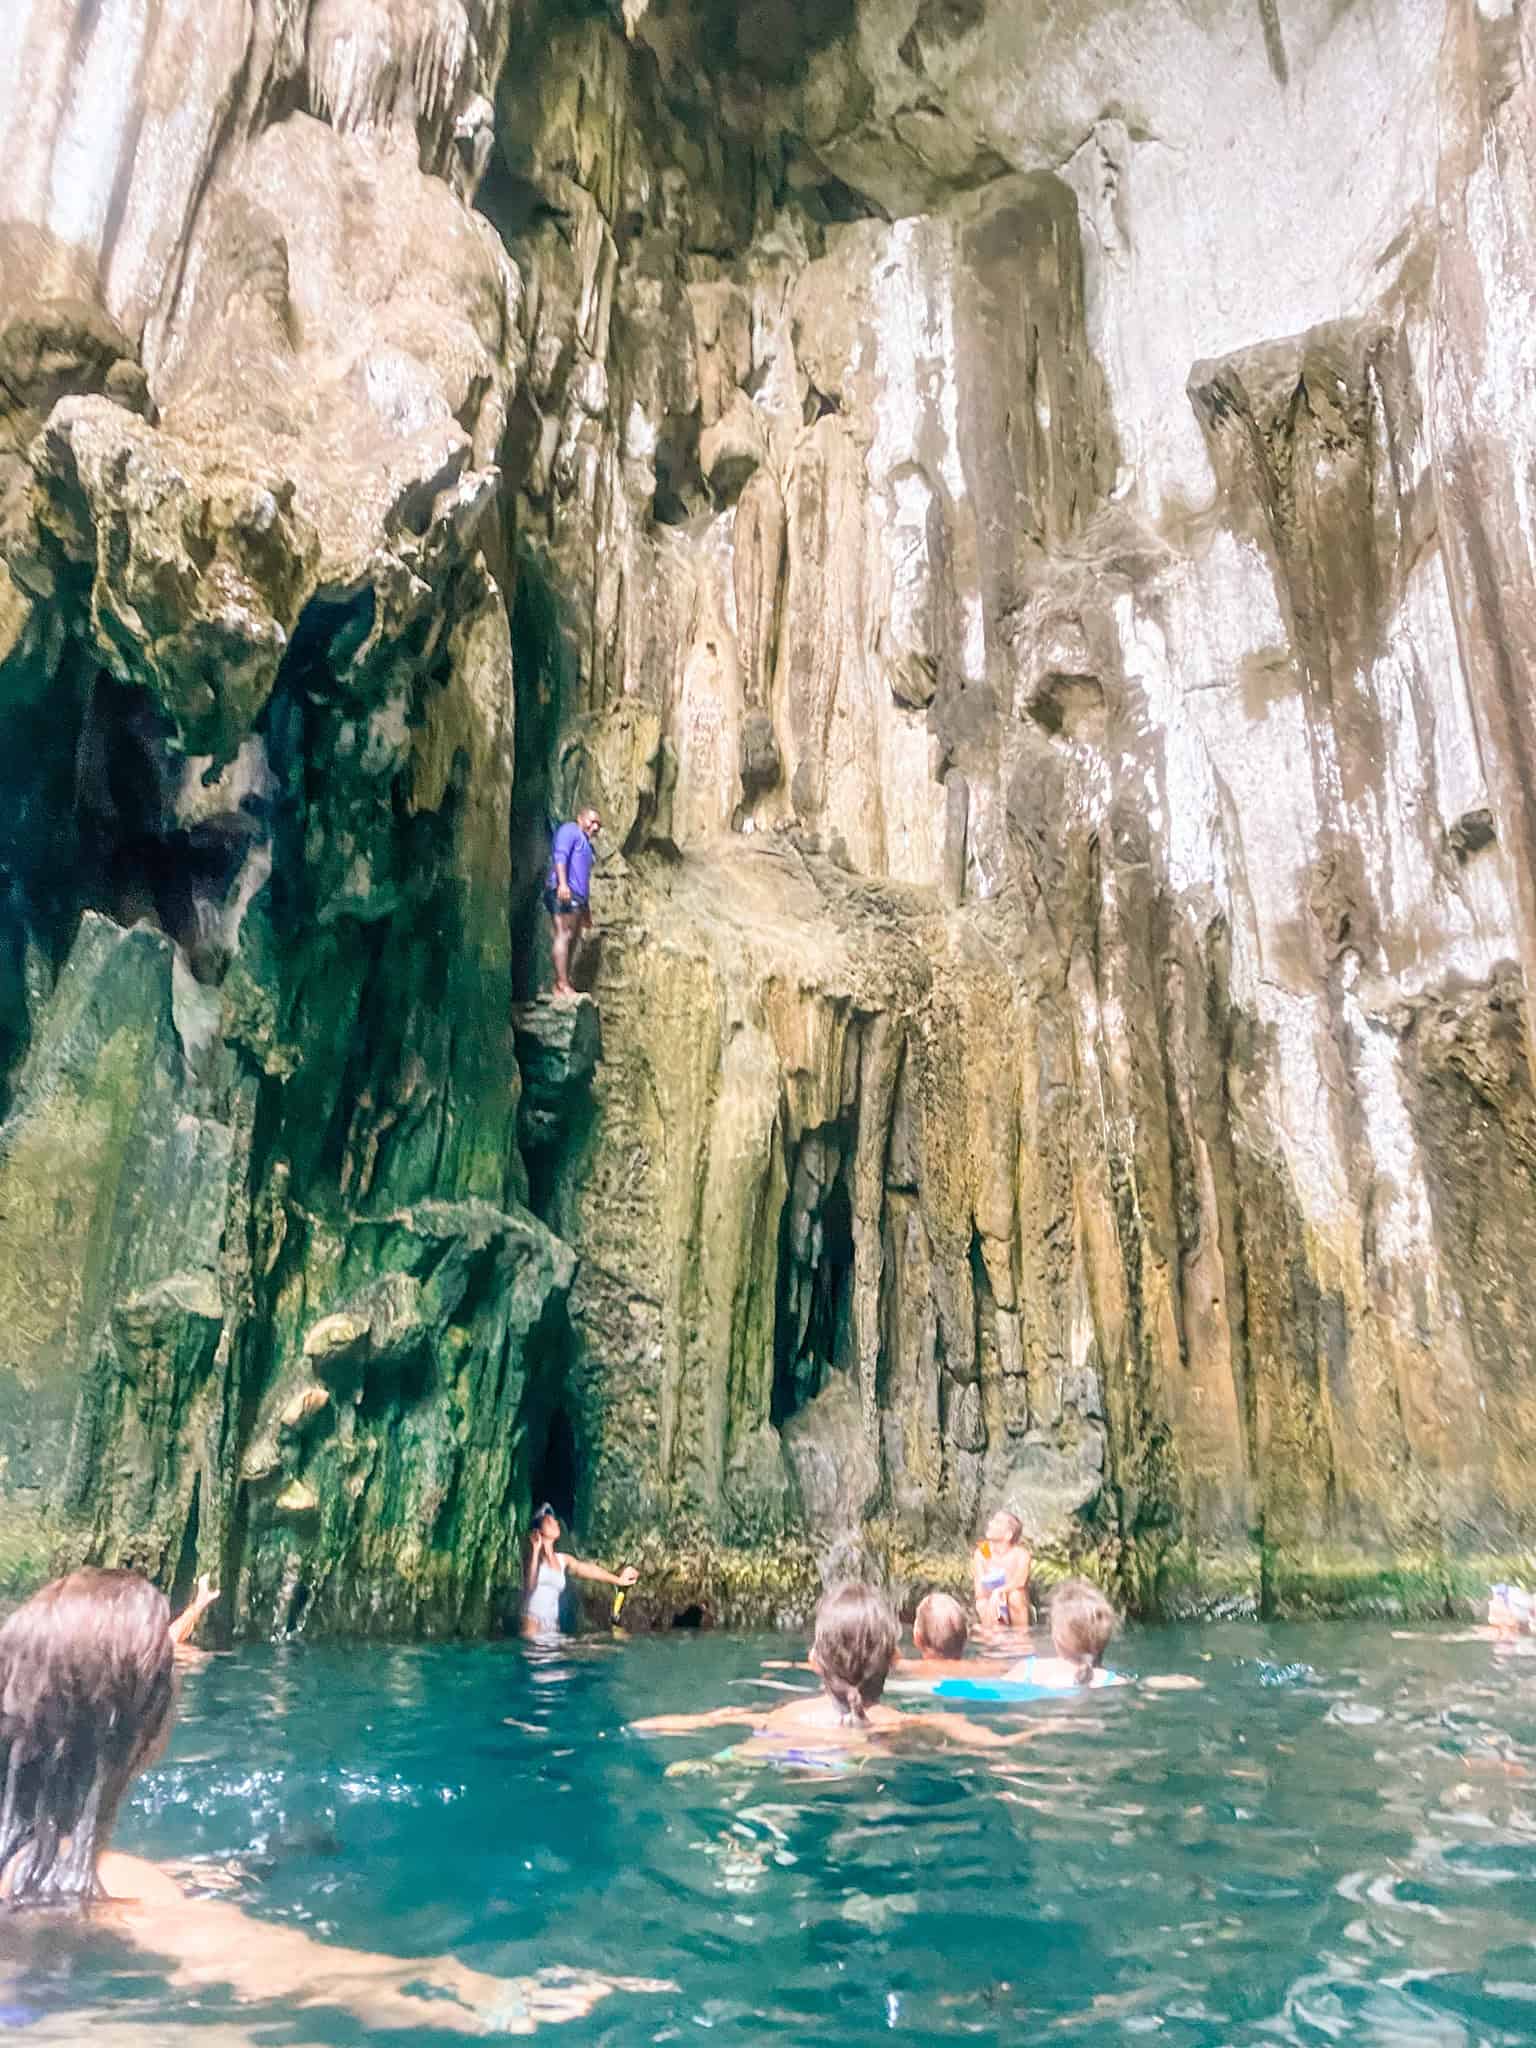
[9,1620,1536,2045]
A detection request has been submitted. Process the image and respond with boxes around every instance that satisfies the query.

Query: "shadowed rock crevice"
[772,1119,856,1428]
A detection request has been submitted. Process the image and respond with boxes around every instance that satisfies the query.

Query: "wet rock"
[279,1384,333,1436]
[512,996,603,1150]
[304,1315,372,1379]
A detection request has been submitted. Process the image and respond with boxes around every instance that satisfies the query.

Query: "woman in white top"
[523,1503,639,1636]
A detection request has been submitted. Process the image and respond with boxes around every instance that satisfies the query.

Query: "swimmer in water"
[523,1504,638,1638]
[1005,1577,1122,1689]
[0,1568,667,2033]
[631,1583,1038,1755]
[972,1509,1032,1630]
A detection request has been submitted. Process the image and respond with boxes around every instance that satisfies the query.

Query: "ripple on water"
[0,1622,1518,2046]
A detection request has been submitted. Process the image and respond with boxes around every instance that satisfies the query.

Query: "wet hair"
[525,1504,559,1593]
[1049,1578,1118,1685]
[0,1569,176,1908]
[812,1584,900,1724]
[913,1591,968,1661]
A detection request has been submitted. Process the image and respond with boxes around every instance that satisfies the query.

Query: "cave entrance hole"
[771,1122,856,1428]
[530,1402,580,1527]
[76,672,266,984]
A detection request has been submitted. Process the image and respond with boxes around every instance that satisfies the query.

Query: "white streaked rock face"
[6,0,1536,1621]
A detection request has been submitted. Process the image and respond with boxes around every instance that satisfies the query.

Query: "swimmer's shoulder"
[760,1695,833,1732]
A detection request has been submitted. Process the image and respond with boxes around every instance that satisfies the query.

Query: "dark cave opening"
[652,412,705,527]
[771,1125,856,1427]
[170,1470,202,1615]
[74,672,266,983]
[530,1402,580,1526]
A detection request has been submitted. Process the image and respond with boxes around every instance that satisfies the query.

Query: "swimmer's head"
[811,1584,900,1724]
[913,1591,968,1661]
[1049,1578,1118,1684]
[531,1503,561,1543]
[0,1569,176,1907]
[985,1509,1023,1549]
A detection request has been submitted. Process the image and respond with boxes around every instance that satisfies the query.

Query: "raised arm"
[563,1555,638,1587]
[526,1526,553,1595]
[168,1575,219,1649]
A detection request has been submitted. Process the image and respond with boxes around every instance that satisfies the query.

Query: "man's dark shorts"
[543,888,589,916]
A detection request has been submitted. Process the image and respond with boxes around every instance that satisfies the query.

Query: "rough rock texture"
[5,0,1536,1631]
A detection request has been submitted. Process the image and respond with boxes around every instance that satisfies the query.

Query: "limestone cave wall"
[2,0,1535,1630]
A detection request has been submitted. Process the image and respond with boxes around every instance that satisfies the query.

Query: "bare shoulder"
[762,1696,822,1729]
[98,1852,186,1906]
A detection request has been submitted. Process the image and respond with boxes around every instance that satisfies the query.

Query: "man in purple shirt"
[544,806,601,996]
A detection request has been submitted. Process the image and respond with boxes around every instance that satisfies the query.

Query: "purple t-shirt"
[548,821,594,901]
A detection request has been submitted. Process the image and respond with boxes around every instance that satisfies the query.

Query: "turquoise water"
[9,1621,1536,2044]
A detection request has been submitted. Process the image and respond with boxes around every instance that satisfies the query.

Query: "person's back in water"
[1006,1578,1121,1689]
[632,1584,1039,1756]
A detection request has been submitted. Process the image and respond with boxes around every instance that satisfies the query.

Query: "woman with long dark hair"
[0,1568,664,2030]
[522,1504,638,1637]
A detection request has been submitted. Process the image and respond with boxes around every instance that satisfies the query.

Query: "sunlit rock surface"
[2,0,1535,1629]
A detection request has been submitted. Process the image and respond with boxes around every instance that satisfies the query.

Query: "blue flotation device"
[931,1678,1061,1703]
[931,1672,1125,1702]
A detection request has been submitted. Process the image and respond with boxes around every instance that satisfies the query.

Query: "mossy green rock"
[0,916,229,1583]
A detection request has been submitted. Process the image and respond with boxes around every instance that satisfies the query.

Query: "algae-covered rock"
[237,1199,575,1635]
[0,916,231,1581]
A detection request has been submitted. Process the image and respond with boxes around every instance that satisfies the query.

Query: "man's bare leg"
[551,910,578,995]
